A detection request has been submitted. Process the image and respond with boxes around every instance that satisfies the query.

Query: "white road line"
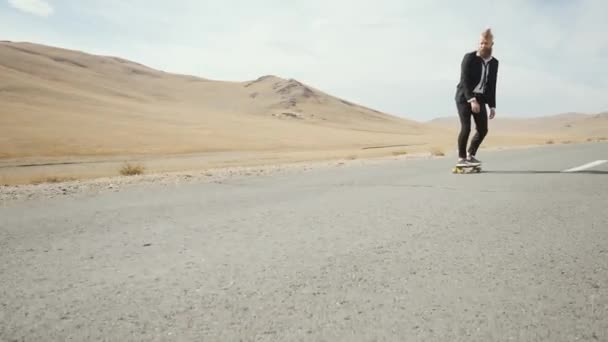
[562,160,607,172]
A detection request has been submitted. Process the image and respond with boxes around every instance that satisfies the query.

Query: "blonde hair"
[481,28,494,41]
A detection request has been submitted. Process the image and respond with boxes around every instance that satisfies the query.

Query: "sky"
[1,0,607,121]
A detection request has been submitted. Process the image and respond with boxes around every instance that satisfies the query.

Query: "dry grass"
[587,137,607,142]
[345,155,358,160]
[562,140,573,144]
[30,176,77,184]
[119,163,145,176]
[392,150,408,156]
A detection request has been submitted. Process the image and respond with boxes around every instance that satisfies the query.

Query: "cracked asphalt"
[1,143,607,341]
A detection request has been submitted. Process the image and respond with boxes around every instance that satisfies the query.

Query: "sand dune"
[1,41,605,184]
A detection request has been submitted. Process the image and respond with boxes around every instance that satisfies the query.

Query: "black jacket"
[455,51,499,108]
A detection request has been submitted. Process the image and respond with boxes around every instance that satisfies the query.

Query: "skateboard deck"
[452,163,482,174]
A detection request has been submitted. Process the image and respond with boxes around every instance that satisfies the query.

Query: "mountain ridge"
[0,40,433,159]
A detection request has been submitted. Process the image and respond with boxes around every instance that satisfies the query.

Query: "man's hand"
[489,108,496,119]
[471,100,480,114]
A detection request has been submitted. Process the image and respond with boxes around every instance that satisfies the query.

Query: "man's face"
[478,37,493,57]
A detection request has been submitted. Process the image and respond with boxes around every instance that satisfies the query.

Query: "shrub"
[120,163,145,176]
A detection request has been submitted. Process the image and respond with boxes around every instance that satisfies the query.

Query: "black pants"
[456,100,488,158]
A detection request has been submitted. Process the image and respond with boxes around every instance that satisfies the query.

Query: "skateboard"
[452,163,482,174]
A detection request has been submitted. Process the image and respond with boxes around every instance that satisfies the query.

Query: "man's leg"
[468,104,488,157]
[456,101,472,159]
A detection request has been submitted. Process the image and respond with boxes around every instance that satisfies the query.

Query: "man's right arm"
[459,53,476,102]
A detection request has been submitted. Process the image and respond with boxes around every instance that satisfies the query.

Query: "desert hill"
[0,41,433,160]
[428,111,608,142]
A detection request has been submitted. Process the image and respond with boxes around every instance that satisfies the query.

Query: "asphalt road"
[1,143,607,341]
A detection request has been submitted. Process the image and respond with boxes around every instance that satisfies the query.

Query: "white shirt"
[474,53,493,94]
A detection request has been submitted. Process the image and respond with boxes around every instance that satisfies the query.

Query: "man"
[454,28,499,166]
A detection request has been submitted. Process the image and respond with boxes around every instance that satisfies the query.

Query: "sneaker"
[456,158,470,166]
[467,155,481,165]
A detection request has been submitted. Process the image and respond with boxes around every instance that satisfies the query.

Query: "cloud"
[7,0,53,17]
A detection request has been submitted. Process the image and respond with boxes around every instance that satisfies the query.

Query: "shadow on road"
[482,170,608,175]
